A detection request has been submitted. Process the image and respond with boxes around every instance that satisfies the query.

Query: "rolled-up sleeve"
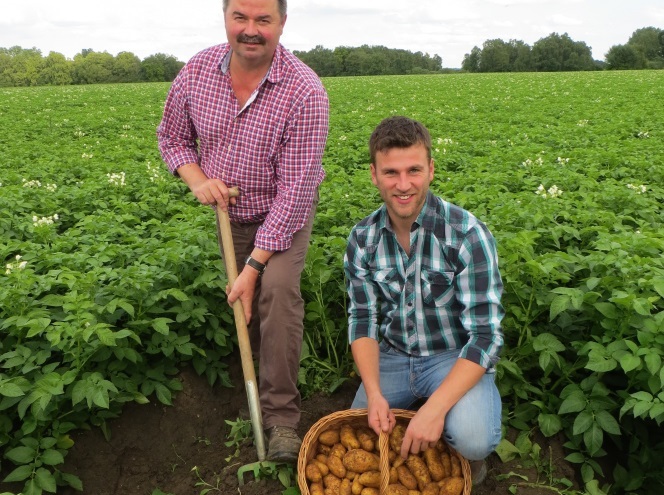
[455,223,504,368]
[157,69,200,174]
[254,89,329,252]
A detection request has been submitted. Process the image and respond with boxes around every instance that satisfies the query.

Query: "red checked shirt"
[157,43,329,252]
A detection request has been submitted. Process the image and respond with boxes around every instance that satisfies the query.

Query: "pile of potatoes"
[303,421,466,495]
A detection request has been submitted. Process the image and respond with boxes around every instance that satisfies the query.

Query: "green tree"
[480,39,511,72]
[113,51,141,82]
[0,46,43,86]
[72,50,115,84]
[38,51,72,85]
[509,39,532,71]
[462,46,481,72]
[140,53,183,82]
[532,32,594,71]
[627,26,664,68]
[605,44,646,69]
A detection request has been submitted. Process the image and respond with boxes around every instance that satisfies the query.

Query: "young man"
[157,0,329,463]
[343,116,503,485]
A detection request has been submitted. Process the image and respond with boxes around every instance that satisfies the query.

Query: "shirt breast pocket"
[372,268,402,300]
[422,270,455,306]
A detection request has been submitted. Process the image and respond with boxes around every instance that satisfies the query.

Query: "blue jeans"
[351,340,502,461]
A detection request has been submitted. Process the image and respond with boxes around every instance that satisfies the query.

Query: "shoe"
[470,459,487,486]
[265,426,302,463]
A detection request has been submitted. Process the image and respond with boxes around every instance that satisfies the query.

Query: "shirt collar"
[218,43,284,85]
[377,190,437,233]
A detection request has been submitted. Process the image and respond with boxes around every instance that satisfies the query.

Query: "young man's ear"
[370,163,378,186]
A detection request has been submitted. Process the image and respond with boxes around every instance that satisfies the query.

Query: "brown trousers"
[220,193,318,430]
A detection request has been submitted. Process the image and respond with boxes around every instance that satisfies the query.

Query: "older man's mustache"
[237,34,266,45]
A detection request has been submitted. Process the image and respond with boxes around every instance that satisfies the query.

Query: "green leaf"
[585,353,617,372]
[60,472,83,491]
[96,327,117,346]
[538,413,562,437]
[71,380,87,406]
[653,279,664,298]
[40,448,65,466]
[3,464,33,482]
[0,382,26,398]
[593,302,618,319]
[594,410,621,435]
[619,353,641,373]
[152,318,173,335]
[154,383,173,405]
[584,423,603,456]
[573,410,593,435]
[35,467,57,493]
[5,445,36,464]
[549,295,570,320]
[559,391,586,414]
[564,452,585,463]
[532,333,565,352]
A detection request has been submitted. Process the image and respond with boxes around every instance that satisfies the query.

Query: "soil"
[0,354,580,495]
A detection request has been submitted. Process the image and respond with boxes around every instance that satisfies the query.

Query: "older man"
[157,0,329,462]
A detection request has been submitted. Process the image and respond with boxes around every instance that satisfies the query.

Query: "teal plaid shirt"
[344,192,504,369]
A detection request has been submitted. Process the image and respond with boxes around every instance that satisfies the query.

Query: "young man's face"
[224,0,286,67]
[371,144,434,228]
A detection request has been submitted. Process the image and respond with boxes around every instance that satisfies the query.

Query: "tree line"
[462,27,664,72]
[293,45,443,77]
[0,47,183,87]
[1,26,662,87]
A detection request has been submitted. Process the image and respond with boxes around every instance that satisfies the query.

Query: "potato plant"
[0,70,663,494]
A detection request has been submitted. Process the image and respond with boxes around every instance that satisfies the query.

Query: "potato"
[340,424,362,450]
[421,482,440,495]
[406,454,431,491]
[392,456,405,469]
[323,473,342,491]
[388,450,397,463]
[343,449,380,473]
[319,428,341,446]
[310,481,325,495]
[438,476,464,495]
[345,470,357,480]
[396,465,418,490]
[327,454,347,478]
[386,484,410,495]
[318,444,332,456]
[351,477,364,495]
[389,424,406,453]
[357,470,380,488]
[423,447,445,482]
[408,491,422,495]
[356,427,376,452]
[440,452,452,479]
[340,478,353,495]
[389,466,399,484]
[315,457,330,476]
[435,440,447,453]
[450,456,462,478]
[330,442,347,459]
[360,488,379,495]
[305,460,323,482]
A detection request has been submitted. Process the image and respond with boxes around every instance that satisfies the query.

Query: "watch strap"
[244,255,266,275]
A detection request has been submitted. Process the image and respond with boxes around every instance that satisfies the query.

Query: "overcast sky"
[1,0,662,68]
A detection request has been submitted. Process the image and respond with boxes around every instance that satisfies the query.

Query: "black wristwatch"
[244,256,266,276]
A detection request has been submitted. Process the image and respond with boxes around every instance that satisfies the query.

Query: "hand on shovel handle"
[215,186,267,462]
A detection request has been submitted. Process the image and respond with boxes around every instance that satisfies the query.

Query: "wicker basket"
[298,408,471,495]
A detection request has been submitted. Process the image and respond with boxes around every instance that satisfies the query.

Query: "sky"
[1,0,663,68]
